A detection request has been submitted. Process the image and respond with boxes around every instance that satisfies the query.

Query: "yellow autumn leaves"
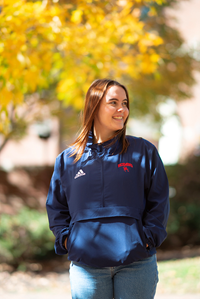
[0,0,164,133]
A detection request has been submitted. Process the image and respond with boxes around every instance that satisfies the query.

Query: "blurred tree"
[0,0,164,144]
[0,0,198,150]
[125,0,199,120]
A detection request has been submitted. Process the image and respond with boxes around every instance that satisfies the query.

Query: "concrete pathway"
[155,296,200,299]
[0,270,199,299]
[1,292,199,299]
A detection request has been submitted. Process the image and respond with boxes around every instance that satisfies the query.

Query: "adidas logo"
[74,169,86,179]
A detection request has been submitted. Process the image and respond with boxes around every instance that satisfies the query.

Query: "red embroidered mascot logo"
[118,163,133,172]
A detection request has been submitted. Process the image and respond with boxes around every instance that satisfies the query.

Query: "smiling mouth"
[113,116,123,120]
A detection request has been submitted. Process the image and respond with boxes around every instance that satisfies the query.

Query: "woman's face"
[93,85,129,141]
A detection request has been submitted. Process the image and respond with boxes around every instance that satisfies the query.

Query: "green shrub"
[164,155,200,248]
[0,207,55,264]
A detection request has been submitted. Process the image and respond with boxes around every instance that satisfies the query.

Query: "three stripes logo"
[74,169,86,179]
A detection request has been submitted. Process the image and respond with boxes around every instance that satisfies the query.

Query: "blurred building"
[159,0,200,164]
[0,118,60,170]
[130,0,200,165]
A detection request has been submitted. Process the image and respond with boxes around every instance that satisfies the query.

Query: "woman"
[46,79,169,299]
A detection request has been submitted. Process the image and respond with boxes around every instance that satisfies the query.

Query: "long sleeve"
[143,147,170,249]
[46,155,71,255]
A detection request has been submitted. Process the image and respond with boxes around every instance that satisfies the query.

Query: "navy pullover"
[46,132,169,267]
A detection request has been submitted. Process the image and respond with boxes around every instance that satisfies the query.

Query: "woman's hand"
[63,238,67,250]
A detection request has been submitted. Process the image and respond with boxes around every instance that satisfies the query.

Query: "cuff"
[143,227,155,249]
[54,227,70,255]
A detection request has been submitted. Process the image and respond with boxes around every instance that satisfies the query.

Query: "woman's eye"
[109,101,128,107]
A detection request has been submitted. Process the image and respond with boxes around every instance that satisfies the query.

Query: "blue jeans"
[69,255,158,299]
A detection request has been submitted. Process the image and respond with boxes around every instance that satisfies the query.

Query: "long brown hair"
[70,79,130,162]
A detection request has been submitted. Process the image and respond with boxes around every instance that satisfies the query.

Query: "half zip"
[101,157,105,207]
[97,144,105,207]
[92,144,105,208]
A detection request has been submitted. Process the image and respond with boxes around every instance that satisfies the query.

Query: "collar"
[86,129,121,154]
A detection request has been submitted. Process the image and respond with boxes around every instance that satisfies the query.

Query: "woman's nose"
[117,106,124,112]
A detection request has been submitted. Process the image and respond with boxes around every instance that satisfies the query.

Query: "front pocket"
[130,218,150,255]
[67,216,150,267]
